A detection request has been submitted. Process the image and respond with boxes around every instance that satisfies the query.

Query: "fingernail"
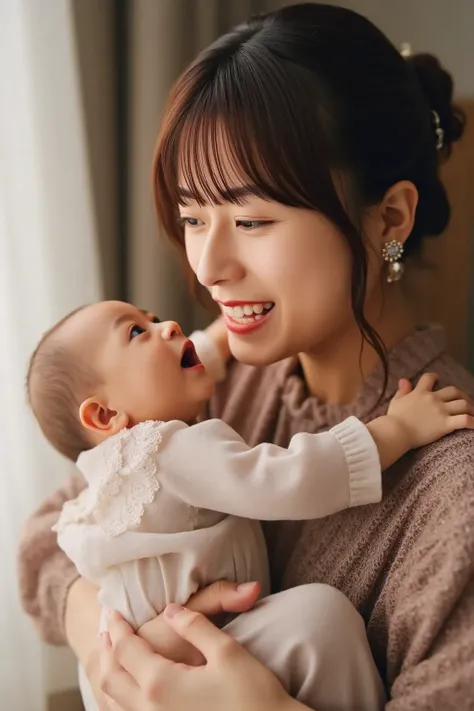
[108,610,120,621]
[237,582,256,592]
[165,603,185,618]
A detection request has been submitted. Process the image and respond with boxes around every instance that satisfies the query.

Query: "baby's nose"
[160,320,183,340]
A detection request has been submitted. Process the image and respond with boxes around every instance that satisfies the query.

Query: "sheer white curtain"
[0,1,102,709]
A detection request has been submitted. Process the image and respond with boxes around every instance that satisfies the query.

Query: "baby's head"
[27,300,214,460]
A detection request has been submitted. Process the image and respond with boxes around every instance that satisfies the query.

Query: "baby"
[27,300,472,711]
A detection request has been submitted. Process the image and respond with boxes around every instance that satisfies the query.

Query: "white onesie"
[54,412,381,630]
[53,331,386,711]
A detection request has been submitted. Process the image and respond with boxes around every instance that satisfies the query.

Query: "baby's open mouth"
[180,341,202,368]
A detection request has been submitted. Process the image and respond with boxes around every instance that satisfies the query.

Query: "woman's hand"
[137,580,261,665]
[79,579,260,709]
[100,606,302,711]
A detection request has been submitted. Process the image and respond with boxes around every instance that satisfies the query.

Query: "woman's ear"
[79,397,129,436]
[379,180,419,247]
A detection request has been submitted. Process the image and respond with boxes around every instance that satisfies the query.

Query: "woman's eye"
[180,217,203,228]
[236,220,273,231]
[129,325,145,340]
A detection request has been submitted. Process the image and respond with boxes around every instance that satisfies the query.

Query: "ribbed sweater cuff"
[331,416,382,507]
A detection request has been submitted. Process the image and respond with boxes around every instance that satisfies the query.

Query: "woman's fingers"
[135,579,258,668]
[415,373,439,392]
[102,607,288,711]
[138,611,205,666]
[99,631,137,711]
[186,580,260,617]
[164,605,238,664]
[108,612,166,688]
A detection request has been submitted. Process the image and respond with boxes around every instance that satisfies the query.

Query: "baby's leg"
[224,583,385,711]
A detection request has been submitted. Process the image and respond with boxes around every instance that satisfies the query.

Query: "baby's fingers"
[436,386,470,403]
[392,378,412,399]
[445,399,474,417]
[415,373,439,392]
[448,414,474,433]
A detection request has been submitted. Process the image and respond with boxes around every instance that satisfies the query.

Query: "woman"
[18,4,474,710]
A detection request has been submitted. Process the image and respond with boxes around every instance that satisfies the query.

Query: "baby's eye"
[130,325,145,340]
[152,316,161,324]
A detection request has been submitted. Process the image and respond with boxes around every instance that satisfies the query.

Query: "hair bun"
[407,53,466,156]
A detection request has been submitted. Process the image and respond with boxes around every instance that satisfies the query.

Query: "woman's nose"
[160,321,183,340]
[193,226,245,288]
[197,257,244,289]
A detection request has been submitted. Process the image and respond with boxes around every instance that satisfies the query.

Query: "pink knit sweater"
[18,325,474,710]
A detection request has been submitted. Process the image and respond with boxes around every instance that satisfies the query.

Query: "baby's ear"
[79,397,129,435]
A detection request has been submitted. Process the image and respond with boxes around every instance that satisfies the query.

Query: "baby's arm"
[159,415,381,520]
[190,317,229,382]
[159,373,473,521]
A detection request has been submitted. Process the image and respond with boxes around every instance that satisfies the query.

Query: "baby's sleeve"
[158,417,382,520]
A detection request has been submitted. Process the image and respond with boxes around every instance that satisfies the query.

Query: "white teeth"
[222,302,274,323]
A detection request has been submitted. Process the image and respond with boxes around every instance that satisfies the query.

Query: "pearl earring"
[382,240,404,283]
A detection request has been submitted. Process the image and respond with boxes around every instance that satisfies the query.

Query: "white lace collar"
[54,421,164,536]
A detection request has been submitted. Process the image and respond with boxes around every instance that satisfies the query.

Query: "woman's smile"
[217,300,275,334]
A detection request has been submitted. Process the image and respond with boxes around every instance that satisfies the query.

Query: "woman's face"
[180,193,365,366]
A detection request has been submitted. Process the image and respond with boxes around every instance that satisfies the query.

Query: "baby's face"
[67,301,214,426]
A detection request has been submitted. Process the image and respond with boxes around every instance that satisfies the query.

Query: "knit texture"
[18,325,474,708]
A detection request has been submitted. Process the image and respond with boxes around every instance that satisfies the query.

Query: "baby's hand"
[367,373,474,470]
[204,316,230,363]
[387,373,474,449]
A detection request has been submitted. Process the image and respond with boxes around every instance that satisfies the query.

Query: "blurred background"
[0,1,472,709]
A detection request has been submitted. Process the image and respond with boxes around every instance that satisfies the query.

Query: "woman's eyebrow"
[177,184,259,203]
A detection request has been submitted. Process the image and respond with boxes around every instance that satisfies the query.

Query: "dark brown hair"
[153,3,465,389]
[26,306,97,461]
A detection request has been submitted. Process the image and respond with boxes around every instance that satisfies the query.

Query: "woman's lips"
[219,300,274,318]
[221,303,275,335]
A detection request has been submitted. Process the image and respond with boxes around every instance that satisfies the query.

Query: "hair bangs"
[154,45,345,247]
